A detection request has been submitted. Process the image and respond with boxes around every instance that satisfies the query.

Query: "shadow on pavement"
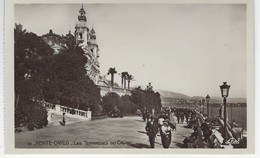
[155,141,162,145]
[172,141,184,148]
[137,131,147,134]
[135,120,145,122]
[128,143,150,148]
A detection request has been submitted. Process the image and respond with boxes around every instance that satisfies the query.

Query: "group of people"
[183,117,215,148]
[143,108,195,148]
[145,115,175,148]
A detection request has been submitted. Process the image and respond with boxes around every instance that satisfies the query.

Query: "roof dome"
[90,28,96,34]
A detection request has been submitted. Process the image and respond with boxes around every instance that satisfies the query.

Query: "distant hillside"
[156,89,191,99]
[157,89,246,104]
[191,96,222,103]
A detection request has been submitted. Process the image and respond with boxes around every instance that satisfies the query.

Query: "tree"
[101,92,121,113]
[107,68,117,88]
[15,23,54,102]
[15,24,54,128]
[131,86,162,114]
[51,46,101,112]
[121,72,128,89]
[120,95,138,115]
[131,86,145,109]
[14,24,101,128]
[126,74,134,89]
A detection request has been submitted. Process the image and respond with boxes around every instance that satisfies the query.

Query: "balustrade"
[41,101,91,120]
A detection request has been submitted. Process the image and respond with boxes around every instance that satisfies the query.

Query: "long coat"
[145,121,158,137]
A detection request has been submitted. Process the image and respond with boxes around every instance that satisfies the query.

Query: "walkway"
[15,116,193,148]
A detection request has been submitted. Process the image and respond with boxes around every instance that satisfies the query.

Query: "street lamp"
[202,99,205,114]
[206,95,210,117]
[199,101,202,113]
[220,82,231,144]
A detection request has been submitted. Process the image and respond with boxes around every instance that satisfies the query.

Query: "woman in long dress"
[160,120,173,148]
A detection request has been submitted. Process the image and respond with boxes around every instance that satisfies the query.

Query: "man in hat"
[145,115,158,148]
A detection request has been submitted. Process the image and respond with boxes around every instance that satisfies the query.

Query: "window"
[79,33,82,39]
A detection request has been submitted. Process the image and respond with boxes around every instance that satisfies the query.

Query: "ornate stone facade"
[42,29,68,54]
[74,6,100,84]
[42,6,100,84]
[41,5,131,96]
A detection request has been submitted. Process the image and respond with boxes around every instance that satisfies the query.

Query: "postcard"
[4,0,254,155]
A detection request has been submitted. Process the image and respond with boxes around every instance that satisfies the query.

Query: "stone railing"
[99,85,131,96]
[218,117,240,146]
[41,101,92,121]
[194,111,238,148]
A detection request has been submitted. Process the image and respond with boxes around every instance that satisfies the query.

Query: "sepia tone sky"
[15,4,246,98]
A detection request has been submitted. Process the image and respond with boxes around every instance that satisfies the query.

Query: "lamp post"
[220,82,231,144]
[202,99,205,115]
[231,104,233,123]
[199,101,202,113]
[206,95,210,117]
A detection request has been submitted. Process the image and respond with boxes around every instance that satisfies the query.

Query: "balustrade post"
[87,108,92,120]
[55,104,61,112]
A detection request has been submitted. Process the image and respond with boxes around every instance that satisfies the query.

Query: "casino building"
[41,5,131,96]
[42,5,100,84]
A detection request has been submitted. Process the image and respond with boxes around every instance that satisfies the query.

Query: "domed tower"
[74,5,101,85]
[75,5,89,45]
[89,27,100,58]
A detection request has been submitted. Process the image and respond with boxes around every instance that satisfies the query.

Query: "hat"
[163,119,170,122]
[163,121,169,125]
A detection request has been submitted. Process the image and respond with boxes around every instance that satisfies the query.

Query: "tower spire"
[78,5,86,22]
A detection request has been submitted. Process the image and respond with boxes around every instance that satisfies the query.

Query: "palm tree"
[121,72,128,89]
[14,23,27,42]
[107,67,117,88]
[126,74,134,89]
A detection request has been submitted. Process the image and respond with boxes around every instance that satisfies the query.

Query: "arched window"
[79,33,82,39]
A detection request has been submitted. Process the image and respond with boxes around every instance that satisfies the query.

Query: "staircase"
[41,101,92,126]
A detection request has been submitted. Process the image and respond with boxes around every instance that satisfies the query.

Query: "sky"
[14,4,247,98]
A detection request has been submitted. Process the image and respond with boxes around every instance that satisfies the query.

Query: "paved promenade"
[15,116,193,148]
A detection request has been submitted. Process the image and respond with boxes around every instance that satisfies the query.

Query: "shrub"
[27,101,48,129]
[15,98,48,130]
[33,103,48,128]
[101,92,121,113]
[120,95,138,115]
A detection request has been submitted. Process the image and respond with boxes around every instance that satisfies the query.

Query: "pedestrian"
[176,112,180,124]
[182,127,198,148]
[145,115,159,148]
[169,111,177,131]
[185,111,190,124]
[158,117,164,133]
[200,120,213,147]
[145,112,150,123]
[180,112,185,124]
[231,119,238,129]
[142,107,147,122]
[59,113,66,126]
[160,120,173,148]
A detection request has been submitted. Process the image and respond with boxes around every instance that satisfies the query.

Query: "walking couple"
[145,115,175,148]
